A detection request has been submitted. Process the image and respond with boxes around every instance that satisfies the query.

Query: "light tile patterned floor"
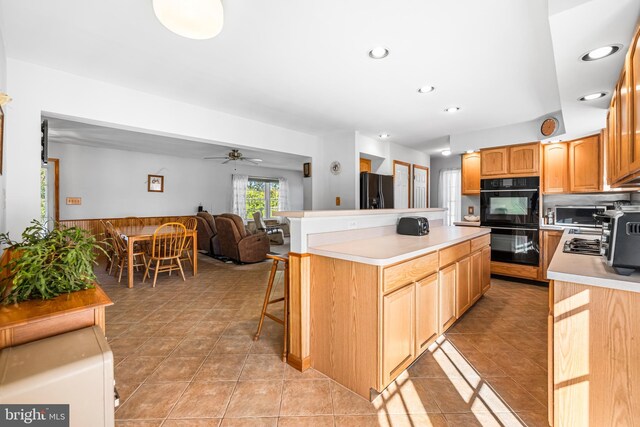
[100,255,550,427]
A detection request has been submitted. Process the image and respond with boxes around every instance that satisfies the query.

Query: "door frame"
[393,160,412,209]
[412,164,429,208]
[48,158,60,222]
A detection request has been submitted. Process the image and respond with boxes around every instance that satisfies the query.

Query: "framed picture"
[303,162,311,178]
[0,106,4,175]
[148,174,164,192]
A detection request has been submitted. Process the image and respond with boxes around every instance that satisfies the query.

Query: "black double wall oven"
[480,177,540,266]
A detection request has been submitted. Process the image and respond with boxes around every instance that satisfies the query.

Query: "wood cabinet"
[382,284,415,386]
[509,143,540,175]
[461,152,481,194]
[415,273,438,354]
[541,230,563,281]
[480,147,509,176]
[439,264,457,332]
[543,143,568,193]
[569,135,601,192]
[632,32,640,173]
[360,158,372,173]
[480,143,540,178]
[481,246,491,293]
[455,257,471,318]
[542,134,602,194]
[470,251,482,303]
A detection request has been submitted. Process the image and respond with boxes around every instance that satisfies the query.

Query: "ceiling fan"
[204,149,263,165]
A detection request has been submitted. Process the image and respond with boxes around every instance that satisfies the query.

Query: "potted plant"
[0,220,107,305]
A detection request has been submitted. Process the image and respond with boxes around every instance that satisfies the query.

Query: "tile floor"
[100,255,550,427]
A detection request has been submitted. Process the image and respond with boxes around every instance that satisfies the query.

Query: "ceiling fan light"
[153,0,224,40]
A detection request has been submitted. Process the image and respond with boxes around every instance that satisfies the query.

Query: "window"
[246,178,280,220]
[438,169,461,226]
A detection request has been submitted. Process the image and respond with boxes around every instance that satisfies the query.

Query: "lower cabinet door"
[481,246,491,293]
[382,284,415,386]
[470,251,482,303]
[415,273,438,355]
[439,264,457,333]
[456,257,471,318]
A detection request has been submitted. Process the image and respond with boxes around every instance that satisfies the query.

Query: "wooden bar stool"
[254,253,289,361]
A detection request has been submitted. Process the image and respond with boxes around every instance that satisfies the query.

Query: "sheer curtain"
[232,174,249,220]
[277,178,289,223]
[438,169,461,225]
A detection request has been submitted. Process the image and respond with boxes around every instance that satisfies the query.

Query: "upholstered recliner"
[196,212,221,256]
[215,213,270,263]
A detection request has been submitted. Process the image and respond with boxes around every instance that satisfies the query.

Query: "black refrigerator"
[360,172,394,209]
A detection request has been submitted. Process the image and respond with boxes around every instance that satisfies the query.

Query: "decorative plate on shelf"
[330,161,341,175]
[541,117,558,137]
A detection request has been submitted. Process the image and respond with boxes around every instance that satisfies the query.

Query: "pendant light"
[153,0,224,40]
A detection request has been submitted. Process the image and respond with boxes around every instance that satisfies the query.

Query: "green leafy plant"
[0,220,108,305]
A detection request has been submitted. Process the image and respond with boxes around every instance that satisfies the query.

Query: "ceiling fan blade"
[222,159,232,164]
[243,158,263,163]
[204,156,230,160]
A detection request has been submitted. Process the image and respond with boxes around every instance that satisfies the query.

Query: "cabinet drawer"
[471,234,490,252]
[383,252,438,294]
[439,241,470,267]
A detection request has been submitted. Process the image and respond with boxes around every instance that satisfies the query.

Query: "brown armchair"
[196,212,221,256]
[215,213,270,263]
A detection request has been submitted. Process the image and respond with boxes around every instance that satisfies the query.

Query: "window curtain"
[277,177,290,223]
[438,169,461,226]
[232,174,249,221]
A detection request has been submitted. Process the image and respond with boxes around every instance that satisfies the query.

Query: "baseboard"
[287,353,311,371]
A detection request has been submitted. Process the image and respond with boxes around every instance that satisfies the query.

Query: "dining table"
[118,225,198,289]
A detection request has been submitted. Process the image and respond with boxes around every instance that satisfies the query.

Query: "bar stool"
[254,253,289,361]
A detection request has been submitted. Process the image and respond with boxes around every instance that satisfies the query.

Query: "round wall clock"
[330,161,342,175]
[541,117,558,137]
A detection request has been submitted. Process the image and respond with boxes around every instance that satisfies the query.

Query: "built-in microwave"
[554,205,606,228]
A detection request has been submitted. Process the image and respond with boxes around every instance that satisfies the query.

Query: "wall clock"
[330,161,342,175]
[541,117,558,137]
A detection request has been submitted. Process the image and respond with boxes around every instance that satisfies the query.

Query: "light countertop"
[453,221,481,227]
[275,208,445,218]
[547,230,640,293]
[308,226,490,266]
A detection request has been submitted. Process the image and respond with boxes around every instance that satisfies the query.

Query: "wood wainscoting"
[58,215,194,244]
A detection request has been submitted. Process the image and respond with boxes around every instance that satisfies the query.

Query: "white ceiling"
[45,117,309,171]
[1,0,639,151]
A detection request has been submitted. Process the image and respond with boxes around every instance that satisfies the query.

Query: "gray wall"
[429,155,480,221]
[49,142,305,219]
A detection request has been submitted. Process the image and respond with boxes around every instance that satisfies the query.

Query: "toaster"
[600,206,640,275]
[397,216,430,236]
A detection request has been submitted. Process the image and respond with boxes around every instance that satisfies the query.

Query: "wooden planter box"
[0,285,112,349]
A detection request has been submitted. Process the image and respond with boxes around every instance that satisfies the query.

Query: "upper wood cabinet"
[631,31,640,173]
[461,152,481,195]
[543,143,568,194]
[480,143,540,178]
[480,148,509,176]
[568,135,601,192]
[382,284,415,386]
[415,274,438,355]
[509,143,540,175]
[360,158,372,173]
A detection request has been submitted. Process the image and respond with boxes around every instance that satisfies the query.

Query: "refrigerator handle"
[378,175,384,209]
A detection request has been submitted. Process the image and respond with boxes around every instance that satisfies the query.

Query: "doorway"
[393,160,411,209]
[413,164,429,208]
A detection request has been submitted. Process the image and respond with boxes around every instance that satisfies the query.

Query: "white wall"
[49,142,303,220]
[312,131,358,210]
[0,13,7,235]
[4,59,319,237]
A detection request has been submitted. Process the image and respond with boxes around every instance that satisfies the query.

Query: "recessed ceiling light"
[368,47,389,59]
[579,92,607,101]
[418,85,435,93]
[445,107,460,113]
[581,45,621,61]
[466,150,475,154]
[442,150,452,156]
[153,0,224,40]
[379,133,390,139]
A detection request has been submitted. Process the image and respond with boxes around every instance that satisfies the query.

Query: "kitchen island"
[547,230,640,426]
[278,208,491,399]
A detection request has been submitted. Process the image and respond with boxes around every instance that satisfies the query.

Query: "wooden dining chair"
[178,217,198,267]
[143,222,187,287]
[100,219,115,272]
[105,221,147,282]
